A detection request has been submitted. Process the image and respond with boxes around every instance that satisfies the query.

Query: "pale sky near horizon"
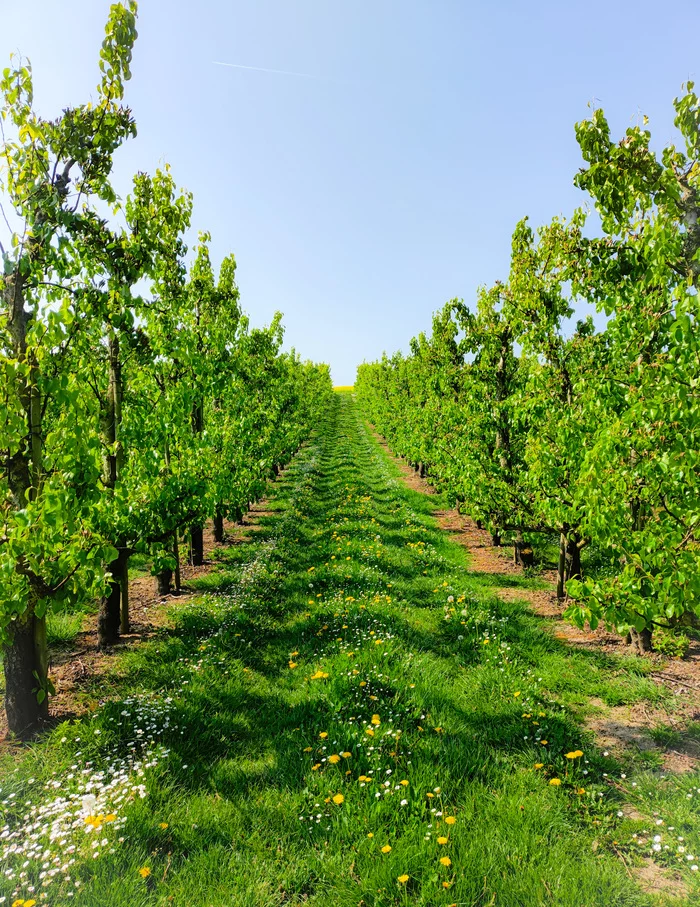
[2,1,699,383]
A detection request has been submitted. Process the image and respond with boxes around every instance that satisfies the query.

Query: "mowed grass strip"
[0,392,697,906]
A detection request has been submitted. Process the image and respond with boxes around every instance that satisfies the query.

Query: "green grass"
[0,393,698,905]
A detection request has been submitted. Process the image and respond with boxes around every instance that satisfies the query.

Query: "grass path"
[1,393,699,905]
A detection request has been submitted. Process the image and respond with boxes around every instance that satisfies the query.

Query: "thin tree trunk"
[565,533,582,583]
[190,392,205,565]
[629,627,653,654]
[119,550,130,635]
[156,568,173,596]
[491,532,501,547]
[3,273,49,735]
[98,571,121,647]
[173,532,181,592]
[514,531,534,567]
[190,525,204,566]
[213,509,224,543]
[557,530,567,600]
[98,330,124,646]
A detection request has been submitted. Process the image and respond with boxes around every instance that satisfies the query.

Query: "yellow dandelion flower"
[359,681,367,687]
[365,727,375,736]
[303,746,313,753]
[371,714,381,725]
[159,822,169,829]
[577,787,586,795]
[289,661,298,669]
[332,793,344,805]
[312,763,321,771]
[549,778,562,786]
[139,867,151,878]
[439,856,452,867]
[444,816,456,825]
[341,751,352,758]
[381,845,392,854]
[400,779,409,787]
[319,731,328,739]
[328,754,341,764]
[426,792,434,798]
[367,832,374,838]
[398,874,409,883]
[534,763,544,769]
[565,749,584,759]
[437,836,448,844]
[540,740,548,746]
[442,881,452,889]
[514,691,521,697]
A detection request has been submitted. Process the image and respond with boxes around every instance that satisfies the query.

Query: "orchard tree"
[0,2,139,734]
[565,86,700,650]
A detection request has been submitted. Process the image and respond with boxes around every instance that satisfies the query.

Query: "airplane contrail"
[213,61,314,78]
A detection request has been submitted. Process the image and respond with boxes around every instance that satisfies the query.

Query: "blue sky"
[2,1,698,383]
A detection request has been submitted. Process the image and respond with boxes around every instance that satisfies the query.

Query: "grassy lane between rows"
[1,392,699,906]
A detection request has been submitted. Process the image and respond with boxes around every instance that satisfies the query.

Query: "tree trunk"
[119,550,130,635]
[190,524,204,566]
[556,530,567,600]
[3,271,50,735]
[565,533,582,583]
[98,331,124,648]
[3,609,48,737]
[98,567,121,647]
[629,627,653,654]
[173,532,181,592]
[156,568,173,596]
[213,510,225,543]
[491,532,501,547]
[514,532,534,567]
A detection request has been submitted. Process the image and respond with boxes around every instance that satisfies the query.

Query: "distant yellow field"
[333,385,354,391]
